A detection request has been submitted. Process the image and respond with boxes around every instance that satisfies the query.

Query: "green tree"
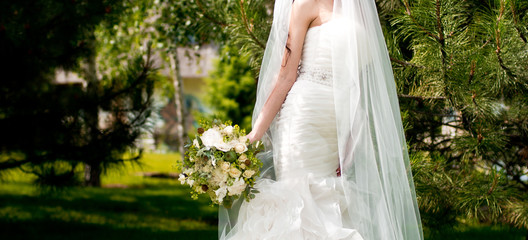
[188,0,271,131]
[145,0,228,158]
[205,46,256,131]
[0,0,157,187]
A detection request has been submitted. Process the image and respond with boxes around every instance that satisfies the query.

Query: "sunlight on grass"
[102,153,180,186]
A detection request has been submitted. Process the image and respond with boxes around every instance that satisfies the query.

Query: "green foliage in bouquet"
[179,119,263,208]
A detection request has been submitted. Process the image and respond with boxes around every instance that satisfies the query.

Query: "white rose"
[220,162,230,172]
[200,129,224,148]
[193,139,200,148]
[239,135,248,143]
[215,142,232,152]
[229,167,242,178]
[215,186,227,203]
[223,126,234,135]
[238,153,248,162]
[239,163,246,169]
[243,170,255,178]
[234,143,248,154]
[227,178,247,196]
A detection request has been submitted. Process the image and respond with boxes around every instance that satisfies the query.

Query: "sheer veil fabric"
[219,0,424,239]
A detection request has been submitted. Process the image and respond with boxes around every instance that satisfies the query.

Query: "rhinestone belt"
[297,66,333,87]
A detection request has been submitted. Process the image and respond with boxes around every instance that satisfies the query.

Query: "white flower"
[178,174,187,184]
[215,142,232,152]
[183,169,193,175]
[239,135,248,143]
[186,179,195,186]
[189,157,195,162]
[243,170,256,178]
[220,162,230,172]
[223,126,234,135]
[227,178,247,196]
[200,128,236,152]
[193,139,200,148]
[201,129,224,148]
[215,186,227,203]
[234,143,248,154]
[240,163,246,169]
[211,168,228,185]
[229,167,242,178]
[238,153,248,162]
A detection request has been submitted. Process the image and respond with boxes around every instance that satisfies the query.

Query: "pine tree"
[0,0,158,187]
[389,0,528,231]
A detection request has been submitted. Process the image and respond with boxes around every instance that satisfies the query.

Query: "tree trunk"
[82,34,102,187]
[84,163,102,187]
[169,51,187,161]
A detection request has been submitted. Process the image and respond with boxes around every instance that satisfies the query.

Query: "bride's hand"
[247,130,261,144]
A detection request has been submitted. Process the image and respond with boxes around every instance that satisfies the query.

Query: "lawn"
[0,153,217,240]
[0,153,525,239]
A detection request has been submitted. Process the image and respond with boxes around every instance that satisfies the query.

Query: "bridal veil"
[219,0,424,239]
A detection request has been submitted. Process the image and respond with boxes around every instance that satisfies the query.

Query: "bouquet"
[179,119,262,208]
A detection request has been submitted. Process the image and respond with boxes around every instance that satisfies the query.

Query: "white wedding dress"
[224,21,364,240]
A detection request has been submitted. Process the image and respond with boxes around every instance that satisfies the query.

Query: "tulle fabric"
[331,1,423,239]
[225,177,364,240]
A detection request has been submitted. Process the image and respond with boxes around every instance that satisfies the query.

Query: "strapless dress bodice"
[297,21,338,87]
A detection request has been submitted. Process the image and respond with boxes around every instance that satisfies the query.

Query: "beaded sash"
[297,66,333,87]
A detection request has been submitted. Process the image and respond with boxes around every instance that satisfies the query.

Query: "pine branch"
[443,123,466,130]
[402,0,441,41]
[398,94,446,100]
[436,0,445,44]
[510,2,527,43]
[238,0,266,50]
[479,38,491,49]
[390,57,425,68]
[196,0,228,28]
[102,46,154,102]
[468,60,475,84]
[495,0,517,79]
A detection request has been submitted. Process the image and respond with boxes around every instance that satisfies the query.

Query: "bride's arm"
[248,0,316,143]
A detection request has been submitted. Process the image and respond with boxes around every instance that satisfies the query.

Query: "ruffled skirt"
[225,79,364,240]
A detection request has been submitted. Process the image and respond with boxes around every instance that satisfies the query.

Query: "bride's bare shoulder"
[292,0,333,27]
[291,0,319,22]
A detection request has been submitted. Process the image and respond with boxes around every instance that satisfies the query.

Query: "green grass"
[0,153,526,239]
[424,224,526,240]
[0,153,217,240]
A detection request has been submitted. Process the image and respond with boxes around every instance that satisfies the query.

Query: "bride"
[219,0,423,239]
